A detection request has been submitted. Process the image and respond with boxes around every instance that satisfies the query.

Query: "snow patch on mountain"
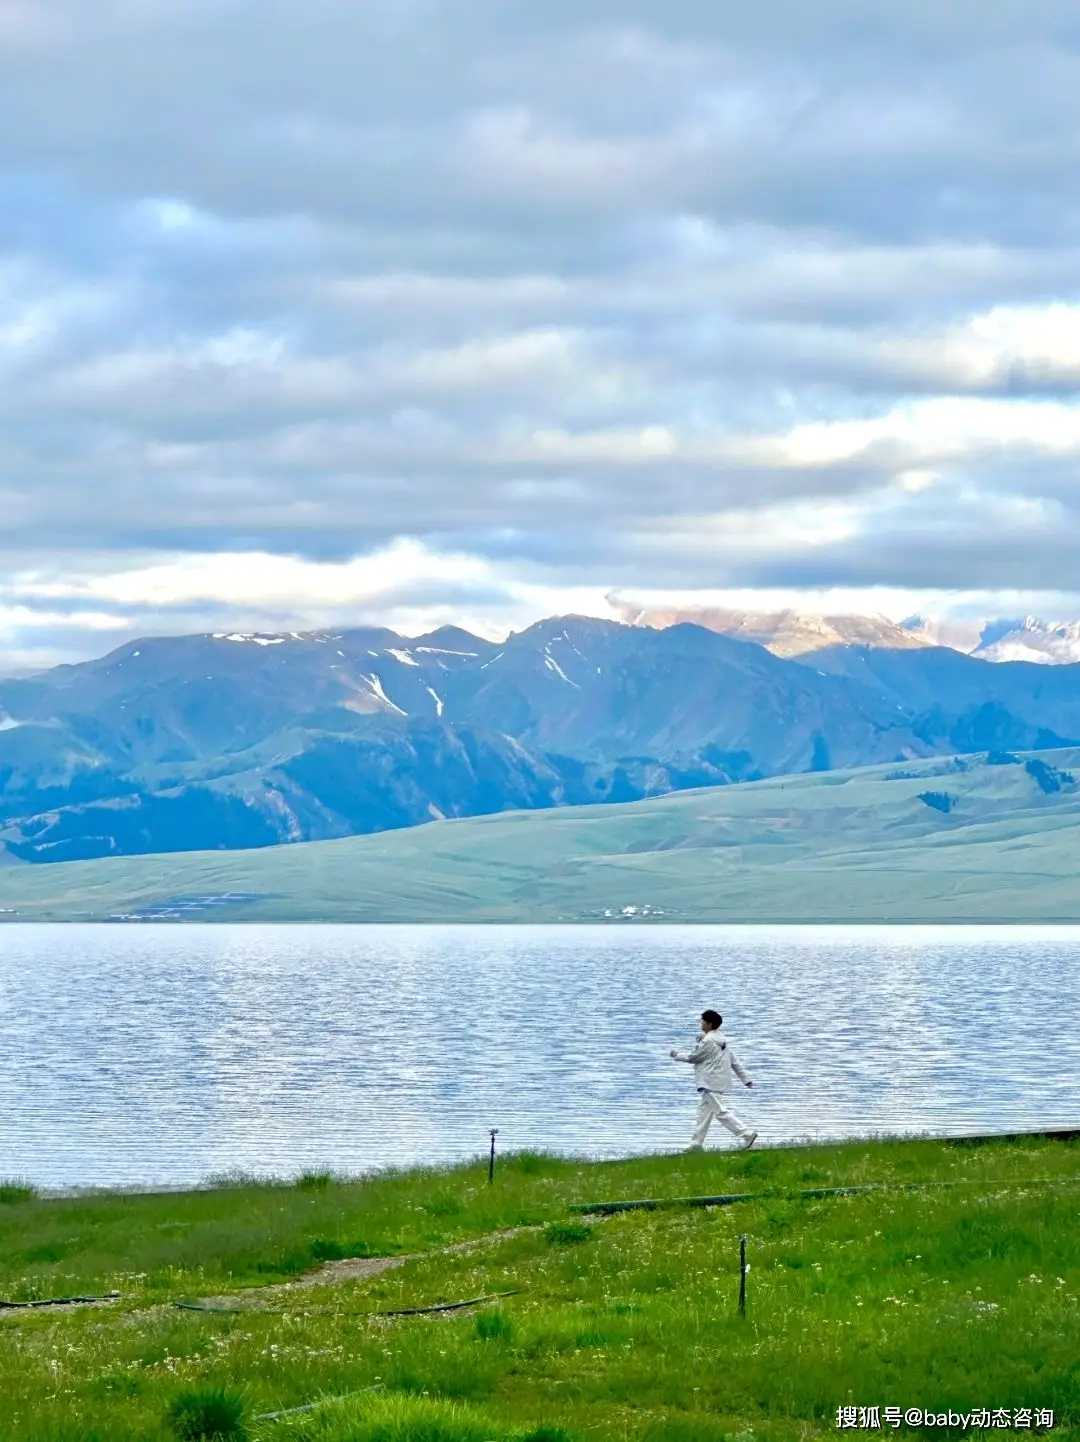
[213,632,287,646]
[563,633,592,665]
[366,673,407,715]
[425,684,444,716]
[979,641,1058,664]
[544,648,580,687]
[386,647,420,667]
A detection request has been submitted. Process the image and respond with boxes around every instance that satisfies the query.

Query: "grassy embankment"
[3,750,1080,923]
[0,1136,1077,1440]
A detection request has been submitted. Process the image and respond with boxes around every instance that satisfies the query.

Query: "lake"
[1,923,1077,1189]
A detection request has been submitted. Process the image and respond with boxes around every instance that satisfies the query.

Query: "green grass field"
[2,748,1080,922]
[0,1136,1077,1439]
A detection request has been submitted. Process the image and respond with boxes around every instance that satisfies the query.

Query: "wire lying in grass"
[174,1289,521,1318]
[375,1288,521,1318]
[175,1303,255,1315]
[570,1173,1080,1215]
[0,1291,120,1310]
[254,1383,384,1422]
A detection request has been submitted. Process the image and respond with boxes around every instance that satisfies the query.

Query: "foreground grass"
[0,1137,1076,1439]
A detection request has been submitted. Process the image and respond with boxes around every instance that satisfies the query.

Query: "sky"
[3,0,1080,670]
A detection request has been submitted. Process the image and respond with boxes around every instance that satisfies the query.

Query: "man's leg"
[689,1090,717,1148]
[710,1093,756,1147]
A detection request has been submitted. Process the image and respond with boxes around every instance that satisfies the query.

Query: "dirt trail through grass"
[194,1224,542,1309]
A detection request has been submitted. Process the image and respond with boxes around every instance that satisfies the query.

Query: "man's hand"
[745,1080,754,1087]
[669,1050,679,1059]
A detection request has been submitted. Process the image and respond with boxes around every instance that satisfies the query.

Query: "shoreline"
[26,1125,1080,1202]
[7,917,1080,926]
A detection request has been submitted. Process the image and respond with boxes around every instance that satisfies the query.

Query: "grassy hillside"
[2,748,1080,922]
[0,1136,1076,1440]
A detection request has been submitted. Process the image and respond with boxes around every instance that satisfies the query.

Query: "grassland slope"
[0,1136,1076,1440]
[1,748,1080,921]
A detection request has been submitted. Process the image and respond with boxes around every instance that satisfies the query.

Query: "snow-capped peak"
[611,603,933,659]
[612,599,1080,665]
[973,617,1080,665]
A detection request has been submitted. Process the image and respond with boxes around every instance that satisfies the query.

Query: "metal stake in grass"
[738,1235,748,1318]
[488,1128,499,1184]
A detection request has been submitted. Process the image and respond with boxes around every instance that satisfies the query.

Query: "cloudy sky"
[3,0,1080,669]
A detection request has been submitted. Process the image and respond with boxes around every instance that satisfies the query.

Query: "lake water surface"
[1,924,1077,1188]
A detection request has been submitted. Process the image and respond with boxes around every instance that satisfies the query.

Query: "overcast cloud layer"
[3,0,1080,667]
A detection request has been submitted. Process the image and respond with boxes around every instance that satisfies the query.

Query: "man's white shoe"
[741,1131,758,1150]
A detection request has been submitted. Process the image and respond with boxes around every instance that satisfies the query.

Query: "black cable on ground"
[0,1291,120,1310]
[569,1172,1080,1215]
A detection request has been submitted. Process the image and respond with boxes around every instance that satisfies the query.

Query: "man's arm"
[731,1050,753,1087]
[670,1039,708,1063]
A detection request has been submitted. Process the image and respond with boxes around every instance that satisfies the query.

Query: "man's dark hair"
[701,1009,722,1029]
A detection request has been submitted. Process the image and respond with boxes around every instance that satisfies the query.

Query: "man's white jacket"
[676,1031,751,1093]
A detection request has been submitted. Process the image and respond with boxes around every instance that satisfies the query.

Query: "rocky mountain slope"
[609,601,932,658]
[615,600,1080,667]
[3,616,1080,863]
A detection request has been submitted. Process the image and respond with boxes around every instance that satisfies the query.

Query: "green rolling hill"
[2,746,1080,923]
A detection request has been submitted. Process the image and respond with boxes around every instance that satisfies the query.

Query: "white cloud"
[0,539,636,668]
[763,396,1080,470]
[7,539,489,611]
[11,530,1080,675]
[880,302,1080,387]
[5,1,1080,669]
[517,424,679,463]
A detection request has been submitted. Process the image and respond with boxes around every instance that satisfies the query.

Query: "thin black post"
[738,1235,747,1317]
[488,1129,498,1184]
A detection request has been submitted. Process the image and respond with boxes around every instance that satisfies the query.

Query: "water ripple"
[0,924,1077,1187]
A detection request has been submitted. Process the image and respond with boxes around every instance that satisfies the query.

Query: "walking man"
[670,1009,757,1151]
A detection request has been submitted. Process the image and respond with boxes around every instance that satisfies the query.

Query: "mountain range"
[5,613,1080,864]
[609,599,1080,666]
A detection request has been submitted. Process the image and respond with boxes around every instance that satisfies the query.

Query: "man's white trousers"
[691,1088,753,1147]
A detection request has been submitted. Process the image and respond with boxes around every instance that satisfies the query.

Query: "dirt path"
[2,1225,549,1316]
[193,1224,541,1310]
